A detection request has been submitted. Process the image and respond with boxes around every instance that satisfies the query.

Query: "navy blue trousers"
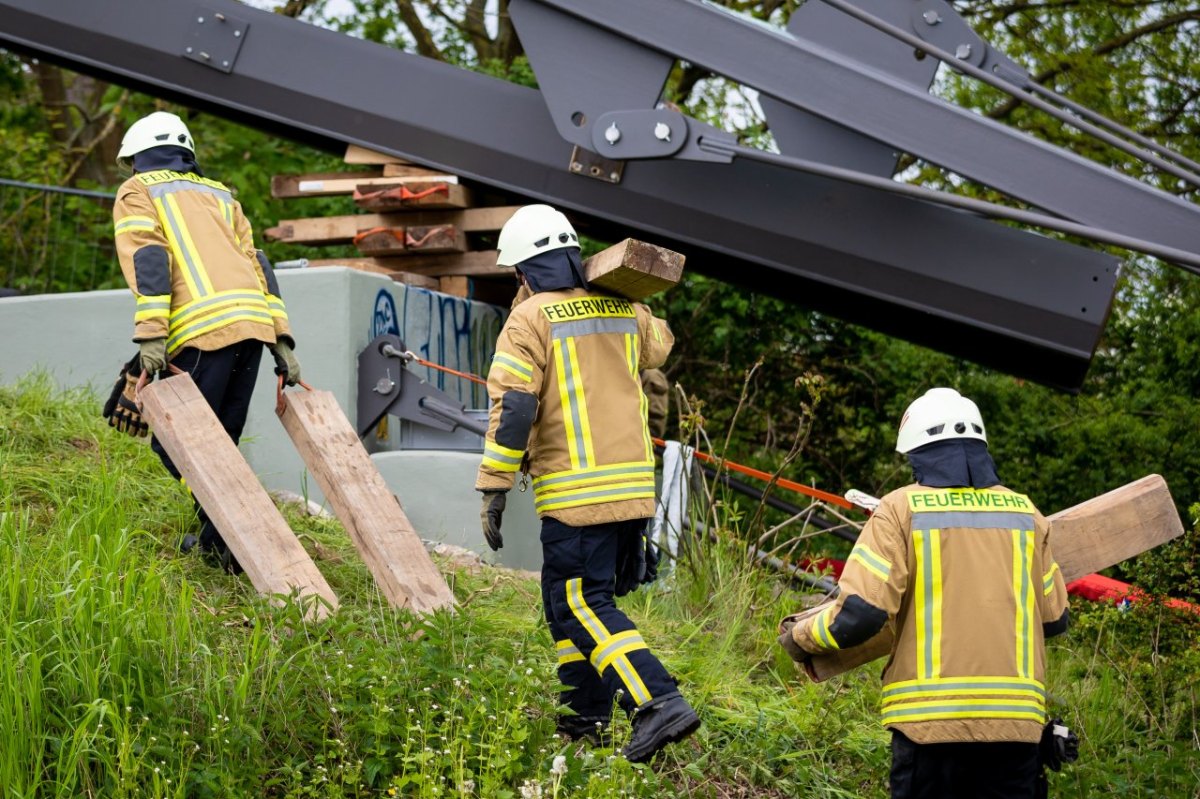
[150,340,263,557]
[540,517,676,716]
[890,731,1040,799]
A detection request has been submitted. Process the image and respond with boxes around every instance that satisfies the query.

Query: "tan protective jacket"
[475,288,674,527]
[794,484,1069,744]
[113,169,291,355]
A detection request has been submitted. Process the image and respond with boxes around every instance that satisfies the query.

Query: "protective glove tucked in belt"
[138,337,167,376]
[270,339,302,387]
[480,490,507,551]
[1039,719,1080,772]
[102,353,149,438]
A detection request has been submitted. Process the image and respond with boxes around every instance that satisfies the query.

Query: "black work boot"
[623,693,701,763]
[556,714,612,746]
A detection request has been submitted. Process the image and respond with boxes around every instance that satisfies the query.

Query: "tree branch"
[396,0,444,61]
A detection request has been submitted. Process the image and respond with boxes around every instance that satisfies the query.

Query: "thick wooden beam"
[277,389,457,614]
[307,251,507,277]
[138,374,338,619]
[264,207,518,245]
[802,474,1184,681]
[272,172,459,198]
[353,182,472,211]
[343,144,410,165]
[583,239,685,300]
[390,271,441,290]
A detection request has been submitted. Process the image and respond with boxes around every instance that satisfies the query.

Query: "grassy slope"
[0,378,1196,798]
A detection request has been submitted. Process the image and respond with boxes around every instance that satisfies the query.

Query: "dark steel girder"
[0,0,1118,388]
[533,0,1200,256]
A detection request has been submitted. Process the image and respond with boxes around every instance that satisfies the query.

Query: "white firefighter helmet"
[496,204,580,267]
[117,111,195,163]
[895,387,987,454]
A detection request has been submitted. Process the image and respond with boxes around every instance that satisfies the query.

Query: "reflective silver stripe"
[883,680,1045,699]
[591,631,646,671]
[169,291,270,332]
[558,338,589,469]
[147,180,234,204]
[911,511,1035,531]
[156,197,210,298]
[535,483,656,511]
[533,464,655,490]
[483,443,523,467]
[493,352,533,380]
[550,317,639,339]
[167,307,273,350]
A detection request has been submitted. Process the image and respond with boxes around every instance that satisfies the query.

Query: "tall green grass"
[1,376,1197,797]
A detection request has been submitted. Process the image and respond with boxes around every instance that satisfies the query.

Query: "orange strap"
[352,226,403,245]
[276,374,314,415]
[355,183,449,203]
[413,353,853,510]
[652,436,853,509]
[406,225,450,247]
[408,353,488,386]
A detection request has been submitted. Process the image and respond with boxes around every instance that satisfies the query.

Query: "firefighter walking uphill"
[109,111,302,573]
[475,204,701,763]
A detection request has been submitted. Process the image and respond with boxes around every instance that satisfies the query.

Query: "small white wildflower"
[551,754,568,776]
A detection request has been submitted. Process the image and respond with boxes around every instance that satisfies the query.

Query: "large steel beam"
[0,0,1118,388]
[534,0,1200,257]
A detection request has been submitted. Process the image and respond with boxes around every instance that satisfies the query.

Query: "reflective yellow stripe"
[883,687,1045,704]
[1013,529,1036,679]
[882,699,1046,725]
[114,215,157,235]
[167,309,273,353]
[849,542,892,581]
[567,338,596,467]
[169,291,270,336]
[492,352,534,383]
[556,640,585,665]
[652,318,663,343]
[534,481,657,513]
[266,295,288,321]
[592,630,647,674]
[482,440,524,472]
[624,333,636,377]
[813,607,839,651]
[533,461,655,489]
[883,675,1044,693]
[553,340,582,470]
[913,529,943,680]
[564,579,651,705]
[1043,562,1060,596]
[164,193,215,296]
[135,296,170,322]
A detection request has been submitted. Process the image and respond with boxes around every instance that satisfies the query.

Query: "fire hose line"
[414,354,855,510]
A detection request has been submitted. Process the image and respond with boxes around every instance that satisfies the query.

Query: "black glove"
[102,353,149,437]
[643,533,660,584]
[1039,719,1079,772]
[480,491,506,551]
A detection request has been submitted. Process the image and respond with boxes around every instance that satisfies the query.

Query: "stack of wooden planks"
[265,145,520,304]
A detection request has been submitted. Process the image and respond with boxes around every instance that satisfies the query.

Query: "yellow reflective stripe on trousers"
[1013,529,1036,679]
[556,640,585,665]
[913,528,943,680]
[114,215,157,235]
[591,629,647,675]
[565,578,651,705]
[1042,562,1060,596]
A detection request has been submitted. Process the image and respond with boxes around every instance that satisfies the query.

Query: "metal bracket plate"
[182,5,247,73]
[569,145,624,184]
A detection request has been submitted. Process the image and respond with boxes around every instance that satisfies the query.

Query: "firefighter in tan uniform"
[476,205,700,762]
[782,388,1070,798]
[109,111,301,572]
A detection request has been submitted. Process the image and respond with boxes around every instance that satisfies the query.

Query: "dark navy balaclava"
[132,145,202,176]
[907,438,1000,489]
[515,247,587,293]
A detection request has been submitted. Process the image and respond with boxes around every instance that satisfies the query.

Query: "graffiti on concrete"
[368,286,504,408]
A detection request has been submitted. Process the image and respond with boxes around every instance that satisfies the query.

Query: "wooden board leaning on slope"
[138,374,339,620]
[796,474,1184,681]
[276,388,456,615]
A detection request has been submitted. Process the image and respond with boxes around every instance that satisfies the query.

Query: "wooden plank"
[353,182,472,211]
[353,226,406,256]
[138,374,338,619]
[264,207,518,245]
[404,224,467,254]
[801,475,1184,681]
[344,144,411,165]
[277,389,457,614]
[438,276,470,298]
[308,251,507,277]
[272,173,459,198]
[383,163,451,179]
[583,239,685,300]
[389,271,441,290]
